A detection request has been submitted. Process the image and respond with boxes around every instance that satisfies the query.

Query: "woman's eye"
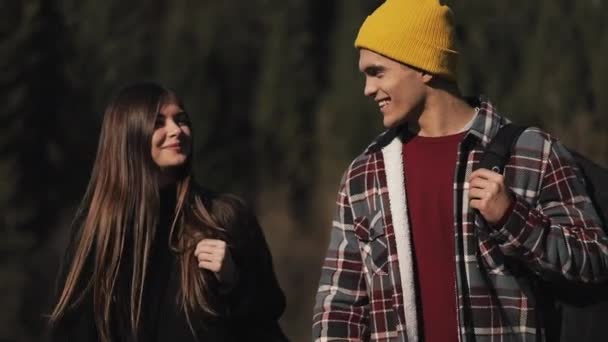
[154,118,165,128]
[175,114,191,126]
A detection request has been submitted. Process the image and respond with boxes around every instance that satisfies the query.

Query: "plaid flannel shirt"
[312,100,608,342]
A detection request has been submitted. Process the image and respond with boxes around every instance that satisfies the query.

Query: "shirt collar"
[465,97,510,148]
[364,97,509,155]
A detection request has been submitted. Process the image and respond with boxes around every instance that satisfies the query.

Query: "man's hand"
[468,168,514,225]
[194,239,236,284]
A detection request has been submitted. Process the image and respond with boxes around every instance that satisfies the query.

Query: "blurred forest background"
[2,0,608,341]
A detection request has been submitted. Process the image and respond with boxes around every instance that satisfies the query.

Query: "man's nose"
[363,78,377,98]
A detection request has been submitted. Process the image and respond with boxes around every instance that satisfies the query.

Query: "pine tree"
[0,0,86,339]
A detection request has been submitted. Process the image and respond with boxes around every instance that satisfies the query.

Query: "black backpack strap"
[476,124,528,173]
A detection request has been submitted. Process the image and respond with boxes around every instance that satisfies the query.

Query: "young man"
[312,0,608,341]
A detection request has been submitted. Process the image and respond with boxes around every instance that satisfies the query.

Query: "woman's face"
[151,102,192,169]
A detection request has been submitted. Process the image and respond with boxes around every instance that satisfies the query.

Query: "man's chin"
[382,116,405,129]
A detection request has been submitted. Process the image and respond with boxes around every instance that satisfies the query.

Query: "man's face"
[358,49,429,128]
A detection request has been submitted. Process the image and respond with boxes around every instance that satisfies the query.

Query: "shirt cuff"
[488,193,530,242]
[490,195,516,230]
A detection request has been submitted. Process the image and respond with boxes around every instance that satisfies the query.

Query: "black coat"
[48,189,288,342]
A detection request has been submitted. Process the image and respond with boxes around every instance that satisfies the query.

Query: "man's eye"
[366,67,384,77]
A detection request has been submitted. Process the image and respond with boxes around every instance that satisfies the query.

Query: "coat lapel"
[381,136,418,342]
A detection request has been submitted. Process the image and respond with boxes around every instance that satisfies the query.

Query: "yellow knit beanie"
[354,0,459,81]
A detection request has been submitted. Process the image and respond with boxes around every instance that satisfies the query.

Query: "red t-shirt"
[403,131,465,342]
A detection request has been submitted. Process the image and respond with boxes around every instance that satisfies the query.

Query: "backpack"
[478,124,608,342]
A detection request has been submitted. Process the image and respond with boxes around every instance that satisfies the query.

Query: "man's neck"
[410,86,476,137]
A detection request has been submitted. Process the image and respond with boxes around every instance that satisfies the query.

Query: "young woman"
[48,82,287,341]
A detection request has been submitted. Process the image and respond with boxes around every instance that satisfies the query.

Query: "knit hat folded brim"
[355,0,459,81]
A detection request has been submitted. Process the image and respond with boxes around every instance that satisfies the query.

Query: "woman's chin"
[157,157,188,168]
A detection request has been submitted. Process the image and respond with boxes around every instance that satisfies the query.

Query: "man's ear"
[421,72,433,84]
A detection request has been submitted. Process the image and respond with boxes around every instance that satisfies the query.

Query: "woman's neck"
[159,185,176,211]
[158,170,177,189]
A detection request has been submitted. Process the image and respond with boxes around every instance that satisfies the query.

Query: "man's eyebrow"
[363,65,385,74]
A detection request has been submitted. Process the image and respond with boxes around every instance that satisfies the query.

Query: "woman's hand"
[194,239,237,285]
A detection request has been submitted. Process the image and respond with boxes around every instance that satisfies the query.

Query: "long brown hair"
[49,82,227,341]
